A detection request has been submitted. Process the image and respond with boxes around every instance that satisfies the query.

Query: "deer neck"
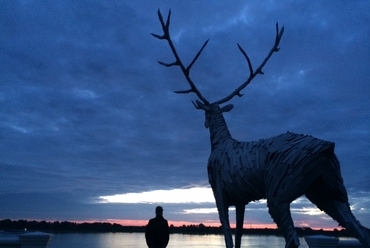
[208,110,232,151]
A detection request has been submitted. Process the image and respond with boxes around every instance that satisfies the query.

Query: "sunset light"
[183,208,218,214]
[98,187,215,204]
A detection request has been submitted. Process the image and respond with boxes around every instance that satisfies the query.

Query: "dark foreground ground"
[0,219,353,237]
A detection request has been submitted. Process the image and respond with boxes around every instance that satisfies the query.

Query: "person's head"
[155,206,163,216]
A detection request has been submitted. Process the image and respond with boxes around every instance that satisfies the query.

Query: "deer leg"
[235,204,245,248]
[306,188,370,247]
[267,200,300,248]
[216,200,233,248]
[305,155,370,247]
[212,182,233,248]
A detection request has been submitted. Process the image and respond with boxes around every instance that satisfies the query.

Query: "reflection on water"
[48,233,309,248]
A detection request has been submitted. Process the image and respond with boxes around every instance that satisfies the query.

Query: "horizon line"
[1,218,344,231]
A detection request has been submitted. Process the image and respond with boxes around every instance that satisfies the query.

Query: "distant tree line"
[0,219,143,233]
[0,219,353,237]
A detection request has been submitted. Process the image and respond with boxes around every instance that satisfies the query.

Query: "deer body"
[152,10,370,248]
[205,104,366,248]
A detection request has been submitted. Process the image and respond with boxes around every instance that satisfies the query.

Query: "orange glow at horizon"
[100,219,341,231]
[105,219,279,228]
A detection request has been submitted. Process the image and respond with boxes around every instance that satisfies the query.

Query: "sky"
[1,1,369,230]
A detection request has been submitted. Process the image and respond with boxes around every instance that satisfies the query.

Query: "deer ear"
[193,100,209,111]
[221,104,234,113]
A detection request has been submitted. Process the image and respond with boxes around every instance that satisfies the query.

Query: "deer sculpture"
[152,10,370,248]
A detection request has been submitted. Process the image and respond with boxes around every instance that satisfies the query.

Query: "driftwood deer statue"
[152,10,370,248]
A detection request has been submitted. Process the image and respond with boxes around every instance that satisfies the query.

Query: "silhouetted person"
[145,206,170,248]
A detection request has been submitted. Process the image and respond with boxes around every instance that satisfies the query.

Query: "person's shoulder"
[147,217,156,224]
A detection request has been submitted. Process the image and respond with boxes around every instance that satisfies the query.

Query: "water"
[47,233,309,248]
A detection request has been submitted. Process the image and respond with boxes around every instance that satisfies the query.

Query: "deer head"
[152,9,284,128]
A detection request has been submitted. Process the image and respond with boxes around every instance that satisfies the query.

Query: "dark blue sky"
[1,1,369,229]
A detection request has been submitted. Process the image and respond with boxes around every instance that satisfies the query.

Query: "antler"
[215,23,284,105]
[152,9,284,107]
[151,9,210,105]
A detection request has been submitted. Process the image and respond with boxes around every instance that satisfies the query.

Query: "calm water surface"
[48,233,309,248]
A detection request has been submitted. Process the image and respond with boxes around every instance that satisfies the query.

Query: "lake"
[47,233,310,248]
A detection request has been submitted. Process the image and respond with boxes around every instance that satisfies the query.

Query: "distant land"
[0,219,353,237]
